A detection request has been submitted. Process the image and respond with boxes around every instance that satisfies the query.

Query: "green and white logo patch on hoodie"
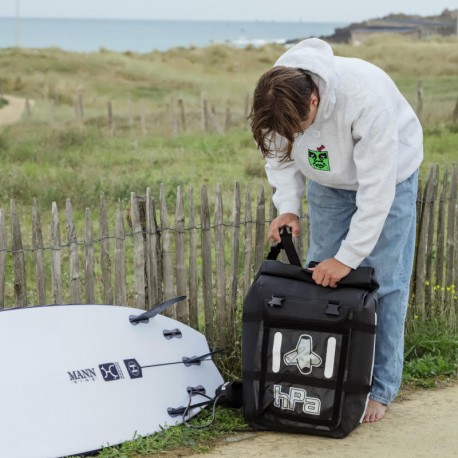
[308,145,330,171]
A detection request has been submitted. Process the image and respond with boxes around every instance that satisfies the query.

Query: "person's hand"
[267,213,300,243]
[307,258,351,288]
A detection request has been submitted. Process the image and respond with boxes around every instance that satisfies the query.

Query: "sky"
[0,0,456,23]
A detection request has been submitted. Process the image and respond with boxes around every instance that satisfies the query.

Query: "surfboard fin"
[129,295,187,324]
[167,399,210,417]
[182,348,224,366]
[163,328,182,339]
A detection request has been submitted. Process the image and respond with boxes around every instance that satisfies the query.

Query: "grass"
[0,120,456,214]
[0,124,263,216]
[94,407,249,457]
[404,323,457,388]
[0,35,457,217]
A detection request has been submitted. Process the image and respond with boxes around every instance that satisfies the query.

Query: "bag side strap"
[267,225,302,267]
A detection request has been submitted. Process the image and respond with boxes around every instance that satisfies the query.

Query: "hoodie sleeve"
[265,156,306,216]
[334,107,397,269]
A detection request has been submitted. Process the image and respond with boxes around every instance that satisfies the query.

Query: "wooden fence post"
[416,80,423,120]
[243,185,253,298]
[77,91,84,122]
[160,184,175,314]
[229,182,241,339]
[107,101,115,137]
[178,98,186,133]
[146,188,161,306]
[131,193,146,309]
[415,165,435,317]
[175,186,188,323]
[188,186,199,329]
[11,200,27,307]
[66,199,82,304]
[99,192,113,304]
[254,185,266,271]
[435,168,448,290]
[201,185,213,342]
[32,199,46,305]
[214,184,226,347]
[0,209,6,308]
[84,208,96,304]
[114,200,127,306]
[425,165,439,309]
[51,202,62,304]
[410,175,424,306]
[446,165,457,289]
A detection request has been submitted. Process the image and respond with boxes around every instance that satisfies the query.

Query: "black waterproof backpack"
[242,228,379,438]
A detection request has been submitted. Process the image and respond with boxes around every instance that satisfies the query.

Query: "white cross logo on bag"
[283,335,322,375]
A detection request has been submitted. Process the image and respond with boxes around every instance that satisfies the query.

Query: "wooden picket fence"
[22,81,458,135]
[0,165,456,346]
[24,91,253,136]
[412,163,457,328]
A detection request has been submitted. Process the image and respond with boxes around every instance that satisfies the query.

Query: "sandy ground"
[0,95,33,125]
[189,384,458,458]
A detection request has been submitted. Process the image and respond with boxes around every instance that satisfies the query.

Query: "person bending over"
[249,38,423,423]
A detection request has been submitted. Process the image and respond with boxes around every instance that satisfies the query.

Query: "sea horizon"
[0,17,347,53]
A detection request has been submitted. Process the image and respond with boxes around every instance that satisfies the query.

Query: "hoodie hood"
[274,38,337,122]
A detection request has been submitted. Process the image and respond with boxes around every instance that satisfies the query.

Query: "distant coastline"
[0,17,346,52]
[288,8,458,44]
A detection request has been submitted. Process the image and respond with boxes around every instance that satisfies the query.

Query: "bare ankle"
[363,399,388,423]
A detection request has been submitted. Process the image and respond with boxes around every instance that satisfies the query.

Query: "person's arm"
[265,156,306,217]
[310,108,398,288]
[265,156,306,242]
[335,107,398,269]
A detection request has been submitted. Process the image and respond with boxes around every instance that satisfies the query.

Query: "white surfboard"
[0,301,224,458]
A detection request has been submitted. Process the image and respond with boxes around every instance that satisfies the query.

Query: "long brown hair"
[249,66,318,161]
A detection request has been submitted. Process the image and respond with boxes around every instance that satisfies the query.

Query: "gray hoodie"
[265,38,423,269]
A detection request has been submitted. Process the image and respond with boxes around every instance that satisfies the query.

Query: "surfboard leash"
[168,380,244,430]
[181,389,224,429]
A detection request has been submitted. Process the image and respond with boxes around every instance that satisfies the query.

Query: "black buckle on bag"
[325,300,341,316]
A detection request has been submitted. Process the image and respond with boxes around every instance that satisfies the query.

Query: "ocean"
[0,17,345,53]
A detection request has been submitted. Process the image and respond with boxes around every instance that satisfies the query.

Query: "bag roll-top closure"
[265,226,379,293]
[260,260,379,293]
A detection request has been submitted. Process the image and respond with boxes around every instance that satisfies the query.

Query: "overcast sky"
[0,0,456,23]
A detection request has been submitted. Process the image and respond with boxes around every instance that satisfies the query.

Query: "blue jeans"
[305,171,418,405]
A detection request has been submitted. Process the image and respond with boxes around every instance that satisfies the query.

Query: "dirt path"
[190,384,457,458]
[0,95,33,125]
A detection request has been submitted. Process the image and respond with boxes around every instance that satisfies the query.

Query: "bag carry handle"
[267,225,302,267]
[264,228,379,291]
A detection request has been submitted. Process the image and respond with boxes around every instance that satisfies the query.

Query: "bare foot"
[363,399,387,423]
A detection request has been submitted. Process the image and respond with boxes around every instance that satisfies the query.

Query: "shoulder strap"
[266,225,302,267]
